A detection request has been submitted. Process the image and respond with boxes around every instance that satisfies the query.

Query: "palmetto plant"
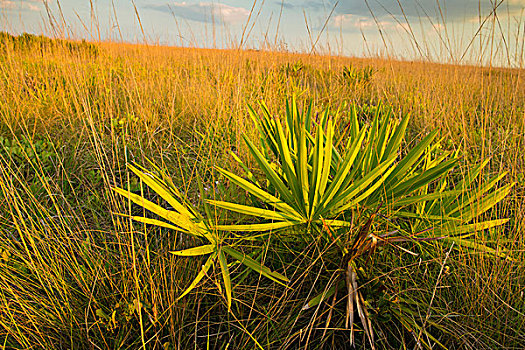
[112,97,512,348]
[342,65,375,86]
[207,97,513,347]
[112,163,288,312]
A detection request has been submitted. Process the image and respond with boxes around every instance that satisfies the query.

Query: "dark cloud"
[273,1,295,9]
[273,0,328,11]
[328,0,524,20]
[284,0,523,21]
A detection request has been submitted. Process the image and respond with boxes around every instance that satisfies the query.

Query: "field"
[0,32,524,349]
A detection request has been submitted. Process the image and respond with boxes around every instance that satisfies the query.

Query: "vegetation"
[0,31,523,349]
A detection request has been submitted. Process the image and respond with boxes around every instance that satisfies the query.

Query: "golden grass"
[0,33,524,348]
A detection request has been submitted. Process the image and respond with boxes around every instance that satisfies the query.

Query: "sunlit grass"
[0,32,523,349]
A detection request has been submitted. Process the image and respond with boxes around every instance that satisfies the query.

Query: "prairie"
[0,32,524,349]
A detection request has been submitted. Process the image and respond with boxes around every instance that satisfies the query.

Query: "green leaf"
[302,280,342,310]
[383,130,439,189]
[442,235,510,259]
[393,211,461,221]
[176,252,216,301]
[215,166,301,219]
[309,121,325,213]
[296,121,309,209]
[171,244,216,256]
[450,175,510,218]
[383,113,410,160]
[454,219,510,237]
[214,221,297,232]
[320,129,366,207]
[124,215,189,233]
[391,190,463,207]
[314,219,353,227]
[329,156,396,215]
[112,187,208,237]
[128,163,196,218]
[222,246,289,284]
[229,150,260,186]
[433,219,510,238]
[274,117,304,211]
[441,159,490,210]
[196,174,214,223]
[391,157,458,197]
[207,200,300,222]
[315,119,334,209]
[218,250,232,311]
[243,136,296,206]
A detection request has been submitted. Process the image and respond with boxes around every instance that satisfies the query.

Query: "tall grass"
[0,32,523,348]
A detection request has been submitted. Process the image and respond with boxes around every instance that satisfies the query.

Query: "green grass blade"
[302,280,342,310]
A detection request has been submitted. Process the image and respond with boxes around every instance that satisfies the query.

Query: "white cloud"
[331,13,394,31]
[0,0,42,11]
[150,2,250,24]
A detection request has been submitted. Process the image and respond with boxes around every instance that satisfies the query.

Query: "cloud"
[1,0,41,11]
[290,0,524,25]
[326,0,525,21]
[313,0,524,33]
[149,2,250,24]
[331,13,390,29]
[274,1,325,10]
[329,13,397,32]
[273,1,295,10]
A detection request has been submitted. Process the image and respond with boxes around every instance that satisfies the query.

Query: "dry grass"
[0,32,524,348]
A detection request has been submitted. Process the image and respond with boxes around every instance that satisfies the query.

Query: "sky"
[1,0,524,66]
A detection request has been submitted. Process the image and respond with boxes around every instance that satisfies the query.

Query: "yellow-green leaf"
[176,253,216,301]
[171,244,216,256]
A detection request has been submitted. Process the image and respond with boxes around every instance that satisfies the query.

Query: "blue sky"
[1,0,524,65]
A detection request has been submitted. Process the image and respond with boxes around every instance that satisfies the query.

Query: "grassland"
[0,32,524,349]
